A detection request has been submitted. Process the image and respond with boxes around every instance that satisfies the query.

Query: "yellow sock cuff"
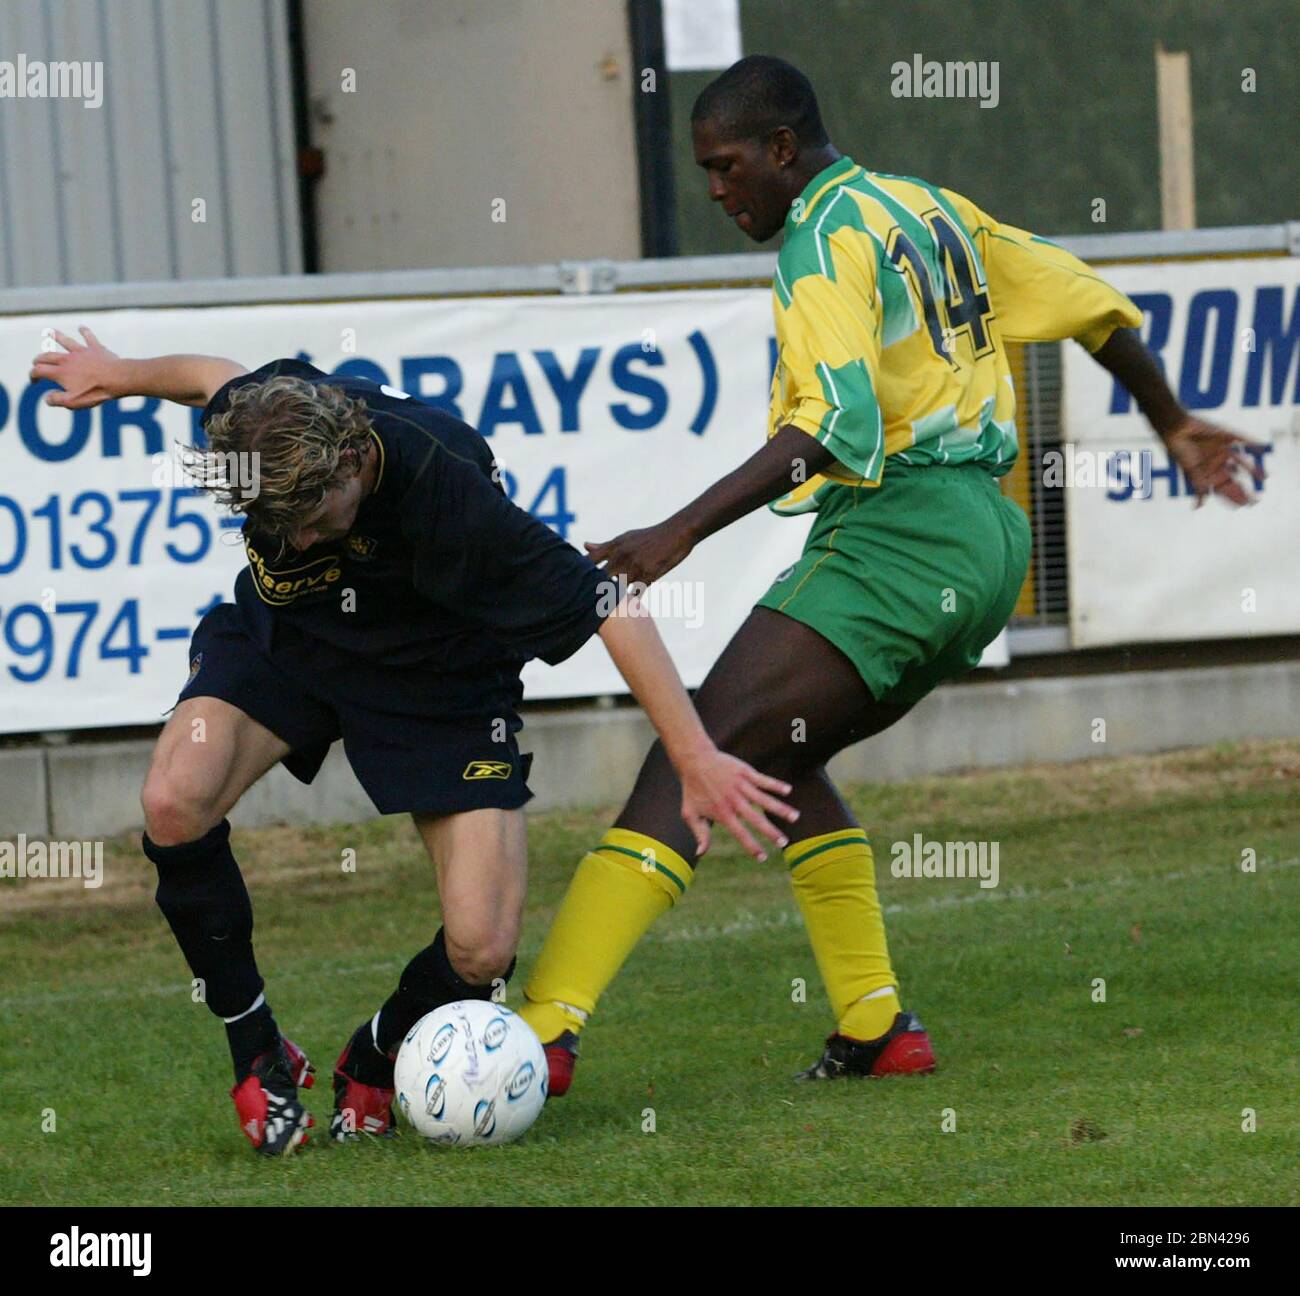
[594,828,695,904]
[784,827,873,879]
[520,997,587,1042]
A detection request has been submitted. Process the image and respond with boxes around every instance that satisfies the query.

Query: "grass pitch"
[2,740,1297,1206]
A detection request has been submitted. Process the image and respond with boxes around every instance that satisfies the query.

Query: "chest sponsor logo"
[246,540,342,606]
[463,760,512,781]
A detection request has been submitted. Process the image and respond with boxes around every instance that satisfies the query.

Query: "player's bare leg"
[142,697,290,845]
[140,698,317,1154]
[417,807,528,988]
[331,807,528,1140]
[614,607,911,856]
[522,607,933,1090]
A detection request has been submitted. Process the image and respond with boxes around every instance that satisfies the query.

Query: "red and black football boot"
[330,1021,397,1141]
[541,1030,581,1098]
[794,1011,936,1081]
[231,1035,315,1155]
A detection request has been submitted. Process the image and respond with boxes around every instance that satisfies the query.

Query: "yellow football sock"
[786,828,901,1042]
[521,828,694,1043]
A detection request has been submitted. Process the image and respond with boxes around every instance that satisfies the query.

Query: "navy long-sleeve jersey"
[202,359,609,683]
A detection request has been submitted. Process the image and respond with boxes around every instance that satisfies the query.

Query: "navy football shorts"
[175,603,534,816]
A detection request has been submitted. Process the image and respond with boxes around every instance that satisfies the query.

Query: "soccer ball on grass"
[394,1000,548,1146]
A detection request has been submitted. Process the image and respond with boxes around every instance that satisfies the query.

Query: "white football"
[394,1001,548,1146]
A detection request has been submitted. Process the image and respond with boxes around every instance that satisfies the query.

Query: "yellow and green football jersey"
[768,155,1143,514]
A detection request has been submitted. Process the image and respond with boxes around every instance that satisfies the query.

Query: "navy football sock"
[373,928,516,1058]
[145,819,273,1077]
[222,997,281,1084]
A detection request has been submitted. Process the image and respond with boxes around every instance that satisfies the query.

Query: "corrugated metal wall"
[0,0,301,288]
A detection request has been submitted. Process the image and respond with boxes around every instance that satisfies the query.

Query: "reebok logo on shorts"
[185,653,203,686]
[463,760,512,781]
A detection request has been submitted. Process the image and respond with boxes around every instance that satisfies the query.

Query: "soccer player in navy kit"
[33,328,798,1155]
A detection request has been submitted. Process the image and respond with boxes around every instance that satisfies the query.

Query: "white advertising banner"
[1063,257,1300,649]
[0,286,1021,736]
[0,290,820,733]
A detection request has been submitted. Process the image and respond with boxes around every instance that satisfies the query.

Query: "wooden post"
[1155,44,1197,230]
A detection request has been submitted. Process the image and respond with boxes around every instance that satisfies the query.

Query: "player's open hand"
[1162,415,1267,507]
[676,744,799,862]
[585,520,694,588]
[29,326,122,408]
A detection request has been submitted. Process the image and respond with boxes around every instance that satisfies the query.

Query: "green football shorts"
[756,461,1031,707]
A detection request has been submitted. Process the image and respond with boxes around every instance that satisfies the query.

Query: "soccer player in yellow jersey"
[521,56,1263,1090]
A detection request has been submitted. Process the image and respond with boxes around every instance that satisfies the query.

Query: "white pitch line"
[649,855,1300,943]
[0,958,405,1012]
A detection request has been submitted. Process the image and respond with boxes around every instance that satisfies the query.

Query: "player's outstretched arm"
[29,326,248,409]
[1089,327,1265,508]
[585,423,837,588]
[596,595,799,861]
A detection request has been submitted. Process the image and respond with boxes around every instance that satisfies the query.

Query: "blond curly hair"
[197,375,373,542]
